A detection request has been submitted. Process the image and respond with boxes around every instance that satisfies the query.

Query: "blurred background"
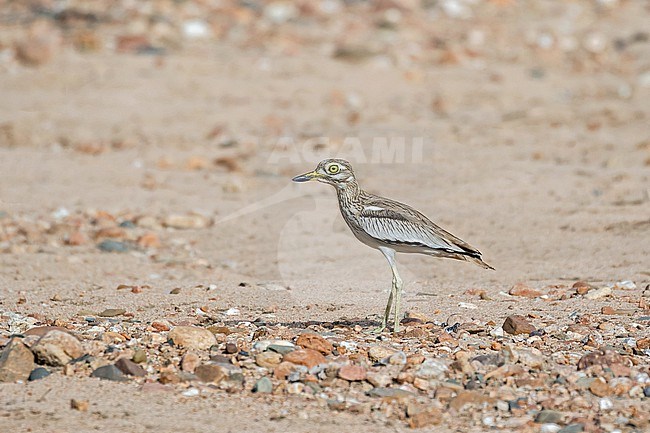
[0,0,648,320]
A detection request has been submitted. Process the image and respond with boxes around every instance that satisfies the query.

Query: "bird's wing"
[359,198,481,256]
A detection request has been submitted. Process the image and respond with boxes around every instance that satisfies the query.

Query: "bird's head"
[292,159,356,187]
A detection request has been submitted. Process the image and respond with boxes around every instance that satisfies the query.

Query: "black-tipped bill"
[292,171,318,182]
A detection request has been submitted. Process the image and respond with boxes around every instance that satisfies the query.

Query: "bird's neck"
[335,179,361,201]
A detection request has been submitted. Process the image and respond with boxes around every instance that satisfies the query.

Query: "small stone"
[366,387,415,399]
[589,377,610,397]
[416,359,449,379]
[407,405,443,428]
[163,214,210,229]
[643,387,650,398]
[32,330,84,366]
[255,352,283,369]
[98,308,126,317]
[168,326,216,350]
[132,350,147,364]
[295,333,333,355]
[541,424,562,433]
[286,382,305,394]
[70,399,89,411]
[536,410,563,424]
[194,363,227,383]
[282,349,326,369]
[503,315,536,335]
[137,233,160,248]
[28,367,50,381]
[387,351,407,365]
[0,339,35,382]
[366,371,392,388]
[253,376,273,393]
[515,347,544,369]
[268,344,296,355]
[225,342,238,354]
[24,326,70,337]
[338,364,366,381]
[273,361,298,380]
[91,364,128,381]
[97,240,131,253]
[577,349,630,370]
[558,424,584,433]
[599,398,613,410]
[151,320,171,331]
[181,352,200,372]
[449,390,490,411]
[585,286,612,300]
[572,281,596,295]
[115,358,146,377]
[509,282,542,298]
[636,338,650,350]
[367,345,395,363]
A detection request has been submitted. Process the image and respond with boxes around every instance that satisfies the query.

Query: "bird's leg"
[366,282,393,334]
[370,247,399,334]
[392,268,403,333]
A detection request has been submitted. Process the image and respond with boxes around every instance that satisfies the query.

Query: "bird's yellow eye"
[327,164,340,174]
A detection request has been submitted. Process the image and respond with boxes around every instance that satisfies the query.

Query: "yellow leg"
[378,247,402,333]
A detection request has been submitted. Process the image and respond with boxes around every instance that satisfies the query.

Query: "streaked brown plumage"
[293,158,493,332]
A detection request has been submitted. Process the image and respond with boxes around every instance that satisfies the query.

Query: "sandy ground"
[0,1,649,432]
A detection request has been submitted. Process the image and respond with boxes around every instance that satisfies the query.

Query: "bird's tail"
[467,256,494,270]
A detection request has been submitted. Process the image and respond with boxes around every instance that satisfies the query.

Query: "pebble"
[282,349,326,369]
[503,315,536,335]
[115,358,146,377]
[295,333,333,355]
[558,424,584,433]
[255,351,283,368]
[253,376,273,393]
[98,308,126,317]
[338,364,366,381]
[194,363,226,383]
[31,330,84,366]
[416,359,449,379]
[253,340,295,352]
[585,286,612,300]
[367,387,415,399]
[541,424,562,433]
[535,410,563,424]
[509,282,542,298]
[589,377,611,397]
[577,349,629,370]
[366,371,392,388]
[367,345,395,363]
[97,240,131,253]
[28,367,50,381]
[132,350,147,364]
[163,214,210,229]
[70,399,89,411]
[91,364,128,381]
[515,347,544,368]
[181,353,200,372]
[0,339,35,382]
[168,326,216,350]
[24,326,70,337]
[599,398,613,410]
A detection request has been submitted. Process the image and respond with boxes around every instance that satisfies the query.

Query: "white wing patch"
[363,205,384,212]
[359,215,462,252]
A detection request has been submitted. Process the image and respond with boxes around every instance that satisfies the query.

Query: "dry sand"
[0,1,649,432]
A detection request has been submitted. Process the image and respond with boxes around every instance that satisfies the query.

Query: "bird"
[292,158,493,333]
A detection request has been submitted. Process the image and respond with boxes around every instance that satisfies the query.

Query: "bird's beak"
[292,170,319,182]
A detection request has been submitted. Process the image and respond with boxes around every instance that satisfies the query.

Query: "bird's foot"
[365,324,386,335]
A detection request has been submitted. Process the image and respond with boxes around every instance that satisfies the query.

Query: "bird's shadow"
[214,318,381,330]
